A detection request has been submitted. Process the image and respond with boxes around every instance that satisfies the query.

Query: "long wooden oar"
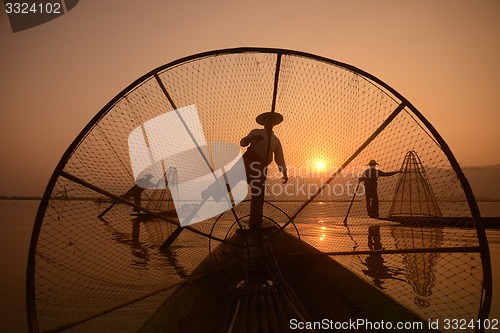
[159,196,209,251]
[343,181,360,227]
[98,202,116,218]
[159,171,242,251]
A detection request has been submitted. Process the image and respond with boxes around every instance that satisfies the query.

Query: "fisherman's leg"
[365,192,372,217]
[133,193,141,212]
[372,192,379,218]
[120,190,133,200]
[248,161,265,228]
[121,185,140,203]
[249,189,264,228]
[367,191,377,217]
[201,156,247,202]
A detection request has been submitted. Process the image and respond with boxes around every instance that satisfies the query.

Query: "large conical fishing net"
[389,150,442,218]
[27,48,491,333]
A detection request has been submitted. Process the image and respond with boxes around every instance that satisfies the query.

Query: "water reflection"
[131,221,149,266]
[101,217,188,277]
[368,224,382,251]
[102,219,149,267]
[392,226,443,308]
[360,225,444,307]
[141,220,189,278]
[162,249,188,278]
[361,225,405,289]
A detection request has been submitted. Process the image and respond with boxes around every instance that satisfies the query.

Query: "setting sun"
[314,160,326,172]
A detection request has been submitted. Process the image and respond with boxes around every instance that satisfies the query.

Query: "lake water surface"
[1,200,499,332]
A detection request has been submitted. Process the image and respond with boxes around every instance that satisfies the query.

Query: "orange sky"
[1,0,499,196]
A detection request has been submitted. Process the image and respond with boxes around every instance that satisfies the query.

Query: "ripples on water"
[1,200,499,332]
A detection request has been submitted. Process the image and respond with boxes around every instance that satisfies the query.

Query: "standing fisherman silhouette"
[98,174,163,218]
[240,112,288,228]
[120,174,157,213]
[359,160,400,218]
[200,112,288,228]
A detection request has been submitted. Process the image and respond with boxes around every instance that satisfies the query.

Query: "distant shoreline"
[0,196,42,200]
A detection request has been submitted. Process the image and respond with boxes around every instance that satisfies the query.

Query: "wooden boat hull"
[139,226,432,332]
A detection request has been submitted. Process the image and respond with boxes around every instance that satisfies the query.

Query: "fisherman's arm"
[379,170,401,177]
[240,129,264,147]
[274,141,288,183]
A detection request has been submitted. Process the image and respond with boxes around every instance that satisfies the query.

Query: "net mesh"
[28,49,490,333]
